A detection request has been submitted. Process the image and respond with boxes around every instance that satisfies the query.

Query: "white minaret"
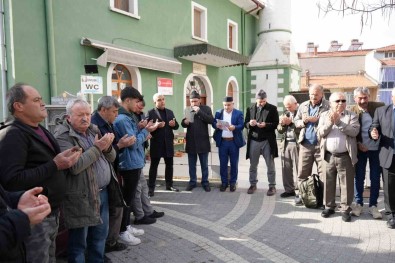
[247,0,300,110]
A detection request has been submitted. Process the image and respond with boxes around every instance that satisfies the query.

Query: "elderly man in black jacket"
[147,93,179,196]
[244,89,279,196]
[0,83,80,263]
[181,91,214,192]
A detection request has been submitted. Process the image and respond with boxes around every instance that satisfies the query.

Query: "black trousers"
[119,169,140,232]
[148,157,174,189]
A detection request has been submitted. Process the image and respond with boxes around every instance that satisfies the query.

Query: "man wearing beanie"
[182,90,214,192]
[213,96,245,192]
[244,89,279,196]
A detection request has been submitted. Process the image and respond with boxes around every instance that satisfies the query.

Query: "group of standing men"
[278,83,395,227]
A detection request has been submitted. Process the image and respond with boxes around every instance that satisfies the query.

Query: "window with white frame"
[227,19,238,52]
[110,0,139,18]
[192,2,207,41]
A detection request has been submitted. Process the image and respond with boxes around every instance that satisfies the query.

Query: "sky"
[291,1,395,52]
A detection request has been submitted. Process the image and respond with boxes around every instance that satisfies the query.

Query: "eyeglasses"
[334,99,346,103]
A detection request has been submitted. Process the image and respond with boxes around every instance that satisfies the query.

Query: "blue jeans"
[68,188,109,263]
[354,150,381,207]
[218,140,239,186]
[188,152,209,187]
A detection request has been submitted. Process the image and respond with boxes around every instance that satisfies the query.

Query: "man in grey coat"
[181,91,214,192]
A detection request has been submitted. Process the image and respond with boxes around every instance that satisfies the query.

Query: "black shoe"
[148,188,154,197]
[104,255,113,263]
[166,186,180,192]
[387,218,395,229]
[220,185,227,192]
[342,211,351,222]
[105,241,127,253]
[321,209,335,218]
[280,191,296,198]
[294,195,303,206]
[247,185,257,194]
[149,210,165,218]
[134,216,157,225]
[203,185,211,192]
[185,184,196,191]
[230,184,236,192]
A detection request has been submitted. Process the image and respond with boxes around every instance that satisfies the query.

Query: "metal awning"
[81,37,182,74]
[174,44,250,67]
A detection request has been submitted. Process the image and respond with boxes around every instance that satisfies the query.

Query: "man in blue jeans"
[181,91,214,192]
[350,87,384,219]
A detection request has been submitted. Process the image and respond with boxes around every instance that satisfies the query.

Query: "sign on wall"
[81,75,103,94]
[157,77,173,95]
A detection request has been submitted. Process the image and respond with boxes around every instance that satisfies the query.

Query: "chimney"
[328,40,343,52]
[349,39,363,51]
[305,70,310,87]
[314,46,318,56]
[306,42,315,53]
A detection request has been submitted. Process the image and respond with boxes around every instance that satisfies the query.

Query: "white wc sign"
[80,75,103,94]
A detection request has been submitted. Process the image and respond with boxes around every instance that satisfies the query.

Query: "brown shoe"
[247,185,257,194]
[267,186,276,196]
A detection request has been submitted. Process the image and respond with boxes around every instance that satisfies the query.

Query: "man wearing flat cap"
[244,89,279,196]
[213,97,245,192]
[182,90,214,192]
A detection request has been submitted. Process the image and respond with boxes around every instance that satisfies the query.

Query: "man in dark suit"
[244,89,279,196]
[0,83,80,262]
[147,93,179,196]
[370,88,395,228]
[181,90,214,192]
[213,96,245,192]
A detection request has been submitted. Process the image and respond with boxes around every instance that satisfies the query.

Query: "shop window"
[112,64,132,99]
[110,0,139,18]
[192,2,207,41]
[227,19,238,52]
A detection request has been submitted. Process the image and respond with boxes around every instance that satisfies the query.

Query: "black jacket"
[244,103,279,159]
[147,107,179,158]
[0,119,65,209]
[181,105,214,154]
[0,185,29,262]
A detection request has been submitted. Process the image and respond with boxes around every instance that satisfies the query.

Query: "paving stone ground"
[58,143,395,262]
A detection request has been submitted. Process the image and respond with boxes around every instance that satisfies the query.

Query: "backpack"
[298,174,324,209]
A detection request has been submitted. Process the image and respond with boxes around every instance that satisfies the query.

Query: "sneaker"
[149,210,165,218]
[247,185,257,194]
[105,241,127,253]
[267,186,276,196]
[294,195,303,206]
[119,231,141,246]
[369,206,383,219]
[134,216,157,225]
[351,203,363,217]
[127,225,144,236]
[280,191,296,198]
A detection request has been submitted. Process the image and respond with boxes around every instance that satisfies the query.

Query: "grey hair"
[309,83,324,93]
[329,92,346,102]
[283,95,297,104]
[153,93,164,102]
[66,99,90,115]
[354,87,370,97]
[6,83,28,115]
[97,96,120,111]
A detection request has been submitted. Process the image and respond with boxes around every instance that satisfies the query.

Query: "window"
[111,64,132,99]
[192,2,207,41]
[385,52,395,58]
[110,0,139,19]
[227,19,238,52]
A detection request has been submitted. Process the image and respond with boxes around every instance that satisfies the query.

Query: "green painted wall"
[6,0,258,123]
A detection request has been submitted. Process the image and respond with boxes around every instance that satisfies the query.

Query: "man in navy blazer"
[370,88,395,229]
[213,96,245,192]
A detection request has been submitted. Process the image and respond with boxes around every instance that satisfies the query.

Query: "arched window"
[111,64,132,99]
[186,76,206,106]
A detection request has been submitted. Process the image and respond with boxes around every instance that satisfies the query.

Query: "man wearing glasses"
[317,92,359,222]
